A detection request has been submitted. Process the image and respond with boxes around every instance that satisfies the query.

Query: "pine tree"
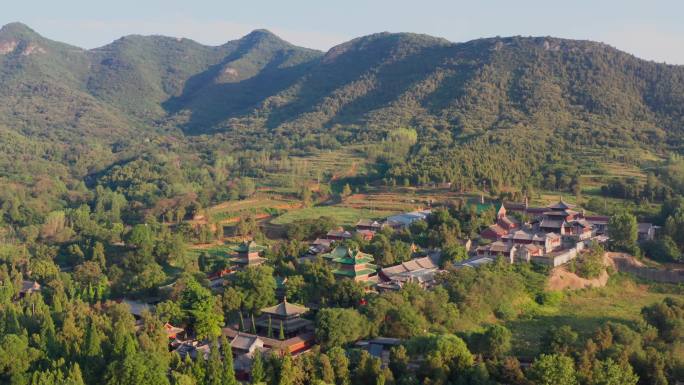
[251,350,266,385]
[82,319,103,378]
[206,337,222,385]
[65,363,86,385]
[221,335,238,385]
[267,315,273,338]
[92,242,107,269]
[318,354,335,384]
[278,352,294,385]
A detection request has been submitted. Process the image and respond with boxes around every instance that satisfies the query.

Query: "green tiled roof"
[334,256,374,265]
[333,267,377,277]
[323,246,375,265]
[232,240,265,253]
[321,246,348,260]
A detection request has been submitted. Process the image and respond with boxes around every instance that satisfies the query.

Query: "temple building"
[230,240,266,267]
[480,204,518,241]
[256,298,313,340]
[322,246,378,283]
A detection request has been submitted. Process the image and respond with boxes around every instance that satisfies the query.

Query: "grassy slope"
[506,275,683,357]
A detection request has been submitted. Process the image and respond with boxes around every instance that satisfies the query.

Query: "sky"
[3,0,684,64]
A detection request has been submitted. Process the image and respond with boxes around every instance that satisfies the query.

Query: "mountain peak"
[238,28,291,47]
[0,22,40,39]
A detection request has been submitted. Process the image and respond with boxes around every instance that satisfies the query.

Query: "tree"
[300,186,313,207]
[283,275,306,303]
[238,178,256,199]
[221,335,238,385]
[608,212,638,252]
[541,325,578,355]
[315,308,368,348]
[329,279,365,308]
[250,350,265,384]
[577,242,604,279]
[206,338,222,385]
[127,224,155,256]
[408,334,473,383]
[156,300,184,325]
[665,207,684,251]
[318,354,335,384]
[233,266,277,313]
[341,184,352,198]
[479,324,512,358]
[528,354,578,385]
[642,236,682,262]
[642,297,684,342]
[181,278,224,339]
[0,333,41,379]
[327,347,350,385]
[278,352,295,385]
[591,359,638,385]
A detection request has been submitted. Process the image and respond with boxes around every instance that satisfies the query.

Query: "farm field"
[206,194,301,223]
[270,205,397,226]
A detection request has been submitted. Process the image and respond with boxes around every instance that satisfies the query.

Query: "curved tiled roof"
[261,299,309,317]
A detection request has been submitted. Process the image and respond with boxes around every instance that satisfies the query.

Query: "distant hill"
[0,22,683,185]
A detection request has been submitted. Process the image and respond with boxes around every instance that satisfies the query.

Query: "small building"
[231,333,265,356]
[458,256,495,269]
[309,238,334,254]
[386,210,431,229]
[19,280,41,297]
[638,223,657,241]
[355,337,402,368]
[174,340,211,360]
[326,228,353,241]
[120,299,152,319]
[355,229,376,241]
[476,241,514,258]
[356,219,385,232]
[163,323,185,340]
[480,204,518,241]
[379,255,440,281]
[230,241,267,267]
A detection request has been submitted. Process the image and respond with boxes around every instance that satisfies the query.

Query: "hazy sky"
[4,0,684,64]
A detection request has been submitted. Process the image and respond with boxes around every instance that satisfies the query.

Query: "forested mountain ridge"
[1,22,682,143]
[1,23,684,220]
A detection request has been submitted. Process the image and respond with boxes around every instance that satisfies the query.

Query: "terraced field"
[207,194,301,223]
[270,206,396,226]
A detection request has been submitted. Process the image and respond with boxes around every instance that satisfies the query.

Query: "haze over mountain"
[0,22,683,158]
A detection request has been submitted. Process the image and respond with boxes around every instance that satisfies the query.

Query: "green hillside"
[0,23,683,224]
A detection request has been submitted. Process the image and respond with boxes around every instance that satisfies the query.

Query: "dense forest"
[1,22,684,385]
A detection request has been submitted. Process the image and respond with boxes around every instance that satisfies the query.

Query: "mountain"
[0,23,323,141]
[0,23,683,177]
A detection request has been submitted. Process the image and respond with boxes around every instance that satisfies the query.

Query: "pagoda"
[323,246,378,282]
[230,240,266,267]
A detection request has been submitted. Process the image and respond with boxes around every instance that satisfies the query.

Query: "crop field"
[206,194,301,223]
[270,205,396,226]
[261,146,372,194]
